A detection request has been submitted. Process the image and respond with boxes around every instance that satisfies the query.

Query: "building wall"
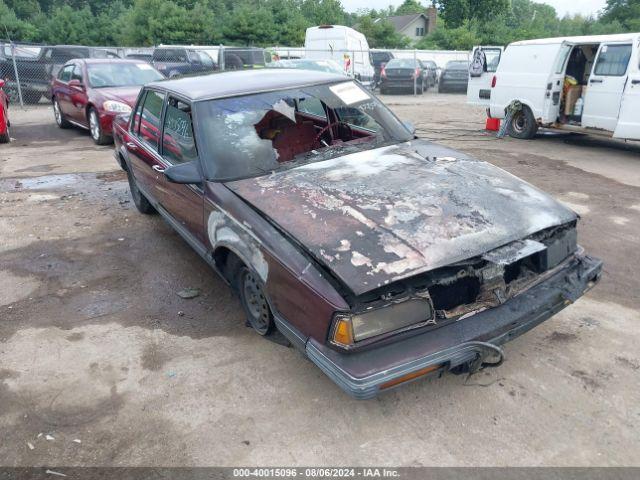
[400,17,429,42]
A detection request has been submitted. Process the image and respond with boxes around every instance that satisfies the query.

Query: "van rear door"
[467,46,503,106]
[582,42,633,132]
[614,38,640,140]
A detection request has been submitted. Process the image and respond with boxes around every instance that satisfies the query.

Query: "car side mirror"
[403,121,416,136]
[164,160,202,185]
[68,79,84,90]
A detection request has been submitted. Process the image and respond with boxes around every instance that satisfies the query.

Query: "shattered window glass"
[194,81,413,181]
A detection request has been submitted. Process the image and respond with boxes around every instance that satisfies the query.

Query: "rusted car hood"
[226,140,577,296]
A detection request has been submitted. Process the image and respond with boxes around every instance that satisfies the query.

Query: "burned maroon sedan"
[51,58,163,144]
[113,70,602,398]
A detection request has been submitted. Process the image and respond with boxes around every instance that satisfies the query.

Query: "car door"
[467,46,503,106]
[67,63,89,125]
[55,64,75,116]
[614,38,640,140]
[582,42,633,132]
[124,88,166,203]
[154,96,205,242]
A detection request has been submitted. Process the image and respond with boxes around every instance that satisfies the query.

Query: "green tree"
[222,3,276,46]
[355,15,410,48]
[394,0,425,15]
[300,0,346,26]
[600,0,640,31]
[40,5,97,44]
[0,0,39,40]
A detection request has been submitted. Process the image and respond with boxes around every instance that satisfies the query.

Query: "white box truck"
[468,34,640,141]
[304,25,375,89]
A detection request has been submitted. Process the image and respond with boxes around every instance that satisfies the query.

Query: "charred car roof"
[146,69,349,101]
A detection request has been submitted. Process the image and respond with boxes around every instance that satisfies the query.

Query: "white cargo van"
[304,25,375,88]
[468,34,640,141]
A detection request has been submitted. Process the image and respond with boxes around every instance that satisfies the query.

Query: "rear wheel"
[237,266,274,336]
[53,98,70,129]
[126,168,155,214]
[89,108,112,145]
[509,106,538,140]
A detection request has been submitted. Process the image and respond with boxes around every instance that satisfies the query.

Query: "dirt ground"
[1,91,639,467]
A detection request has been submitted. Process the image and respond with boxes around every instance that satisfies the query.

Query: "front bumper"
[303,253,602,399]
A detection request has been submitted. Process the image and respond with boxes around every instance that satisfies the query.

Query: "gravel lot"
[1,91,639,467]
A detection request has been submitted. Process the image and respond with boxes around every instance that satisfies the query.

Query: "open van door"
[582,42,633,132]
[614,39,640,140]
[467,46,503,106]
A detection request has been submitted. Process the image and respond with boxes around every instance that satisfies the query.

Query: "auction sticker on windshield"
[330,82,370,105]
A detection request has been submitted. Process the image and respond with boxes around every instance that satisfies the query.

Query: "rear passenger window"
[58,65,73,82]
[594,44,632,76]
[161,98,197,164]
[138,90,164,149]
[71,65,83,82]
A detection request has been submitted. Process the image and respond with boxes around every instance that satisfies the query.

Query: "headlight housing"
[103,101,132,113]
[331,296,434,349]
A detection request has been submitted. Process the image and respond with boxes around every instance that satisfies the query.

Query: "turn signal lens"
[379,364,442,390]
[333,316,354,347]
[491,75,497,88]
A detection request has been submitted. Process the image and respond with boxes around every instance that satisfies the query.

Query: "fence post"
[413,49,417,96]
[10,43,24,108]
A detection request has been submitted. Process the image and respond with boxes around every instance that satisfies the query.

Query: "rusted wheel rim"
[512,112,527,133]
[242,271,270,334]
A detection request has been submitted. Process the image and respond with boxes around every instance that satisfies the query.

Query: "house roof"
[381,13,428,32]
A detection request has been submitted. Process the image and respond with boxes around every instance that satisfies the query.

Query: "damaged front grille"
[351,222,578,328]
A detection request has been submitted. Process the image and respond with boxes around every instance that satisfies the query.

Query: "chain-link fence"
[0,41,471,108]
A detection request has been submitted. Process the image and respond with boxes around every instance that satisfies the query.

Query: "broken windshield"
[193,81,413,181]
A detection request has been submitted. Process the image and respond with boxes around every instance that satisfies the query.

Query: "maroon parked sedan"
[51,58,163,144]
[113,70,602,398]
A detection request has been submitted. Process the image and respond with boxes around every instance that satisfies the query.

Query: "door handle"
[152,164,166,173]
[590,78,603,84]
[125,142,137,150]
[632,80,640,85]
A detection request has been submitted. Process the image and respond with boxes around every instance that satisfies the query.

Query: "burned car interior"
[193,81,411,180]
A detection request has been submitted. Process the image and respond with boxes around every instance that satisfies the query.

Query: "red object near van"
[0,78,10,143]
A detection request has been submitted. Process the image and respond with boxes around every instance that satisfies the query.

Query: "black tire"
[237,266,274,336]
[0,128,9,143]
[53,98,71,129]
[509,106,539,140]
[126,168,155,214]
[88,108,112,145]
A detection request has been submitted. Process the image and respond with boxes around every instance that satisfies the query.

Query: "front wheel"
[509,106,538,140]
[126,168,155,214]
[237,267,274,336]
[89,108,111,145]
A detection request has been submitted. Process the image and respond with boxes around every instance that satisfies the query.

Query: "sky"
[342,0,609,18]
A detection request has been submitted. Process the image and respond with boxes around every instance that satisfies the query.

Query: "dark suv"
[112,69,601,399]
[151,47,217,78]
